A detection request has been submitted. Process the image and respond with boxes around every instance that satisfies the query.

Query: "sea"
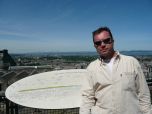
[11,50,152,57]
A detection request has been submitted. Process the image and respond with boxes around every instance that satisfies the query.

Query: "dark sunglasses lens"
[94,38,112,46]
[103,38,111,44]
[94,41,101,46]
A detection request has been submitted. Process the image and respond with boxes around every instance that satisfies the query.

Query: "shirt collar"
[99,51,120,65]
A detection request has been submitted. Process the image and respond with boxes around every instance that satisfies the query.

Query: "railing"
[0,95,79,114]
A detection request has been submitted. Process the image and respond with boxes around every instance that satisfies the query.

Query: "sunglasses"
[94,38,113,46]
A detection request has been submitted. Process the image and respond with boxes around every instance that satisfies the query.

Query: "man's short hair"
[92,26,114,42]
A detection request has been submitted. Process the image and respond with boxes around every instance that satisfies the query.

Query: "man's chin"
[99,52,108,57]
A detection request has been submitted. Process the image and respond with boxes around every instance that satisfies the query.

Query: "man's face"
[94,31,114,58]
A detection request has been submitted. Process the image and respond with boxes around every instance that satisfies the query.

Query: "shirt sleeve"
[134,58,152,114]
[79,69,96,114]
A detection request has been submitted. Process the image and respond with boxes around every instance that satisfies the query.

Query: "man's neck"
[101,51,116,61]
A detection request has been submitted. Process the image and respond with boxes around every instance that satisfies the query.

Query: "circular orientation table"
[5,69,88,109]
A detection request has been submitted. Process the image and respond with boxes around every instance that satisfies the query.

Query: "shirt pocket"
[121,72,136,91]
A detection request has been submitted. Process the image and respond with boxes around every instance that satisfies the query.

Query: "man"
[80,26,151,114]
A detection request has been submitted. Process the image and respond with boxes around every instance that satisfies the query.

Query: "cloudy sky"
[0,0,152,53]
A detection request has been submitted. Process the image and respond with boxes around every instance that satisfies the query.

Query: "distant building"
[0,49,16,70]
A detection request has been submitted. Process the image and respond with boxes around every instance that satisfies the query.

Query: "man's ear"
[94,44,97,48]
[112,39,114,43]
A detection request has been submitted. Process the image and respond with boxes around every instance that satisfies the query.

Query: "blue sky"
[0,0,152,53]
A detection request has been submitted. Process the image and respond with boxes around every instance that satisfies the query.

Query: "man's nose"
[100,41,106,46]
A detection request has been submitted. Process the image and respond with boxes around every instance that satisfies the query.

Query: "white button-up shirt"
[80,53,151,114]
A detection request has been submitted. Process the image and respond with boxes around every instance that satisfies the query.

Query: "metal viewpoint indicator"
[5,69,88,109]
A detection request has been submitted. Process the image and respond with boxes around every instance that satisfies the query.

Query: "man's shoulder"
[120,54,140,65]
[120,54,137,61]
[87,59,100,69]
[90,58,99,64]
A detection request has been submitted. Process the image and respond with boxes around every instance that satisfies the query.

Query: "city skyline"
[0,0,152,53]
